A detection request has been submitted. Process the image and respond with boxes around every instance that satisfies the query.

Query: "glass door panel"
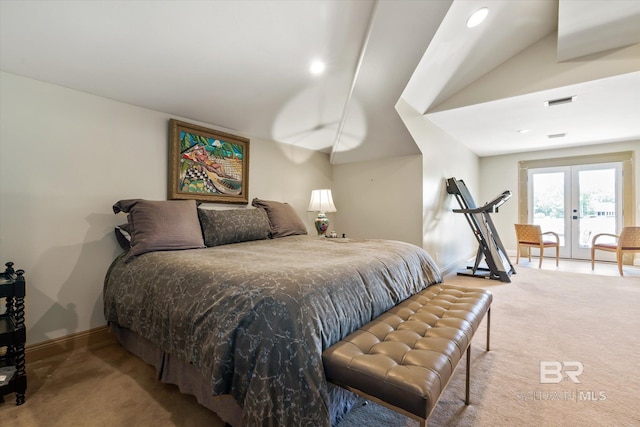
[528,162,622,261]
[529,168,570,258]
[572,164,621,260]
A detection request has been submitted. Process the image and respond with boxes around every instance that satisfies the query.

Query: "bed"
[103,198,442,426]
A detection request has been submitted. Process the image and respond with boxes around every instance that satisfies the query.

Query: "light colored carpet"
[2,264,638,426]
[340,264,640,426]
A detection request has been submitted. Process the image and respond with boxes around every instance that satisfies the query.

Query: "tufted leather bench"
[323,284,492,427]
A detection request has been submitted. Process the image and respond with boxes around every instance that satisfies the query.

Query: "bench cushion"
[323,284,492,420]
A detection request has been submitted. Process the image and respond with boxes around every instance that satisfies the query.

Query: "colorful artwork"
[168,120,250,203]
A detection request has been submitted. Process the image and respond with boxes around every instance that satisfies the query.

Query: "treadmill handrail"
[453,190,511,214]
[487,190,512,208]
[453,207,492,214]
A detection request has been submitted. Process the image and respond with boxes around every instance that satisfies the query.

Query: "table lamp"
[307,189,337,236]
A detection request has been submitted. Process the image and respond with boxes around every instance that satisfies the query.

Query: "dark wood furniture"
[0,262,26,405]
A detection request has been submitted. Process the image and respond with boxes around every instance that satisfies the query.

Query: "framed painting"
[168,119,250,204]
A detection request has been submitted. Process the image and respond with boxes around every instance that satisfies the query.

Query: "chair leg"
[516,245,520,264]
[617,251,624,276]
[555,246,559,267]
[591,248,596,270]
[528,247,531,262]
[538,246,543,268]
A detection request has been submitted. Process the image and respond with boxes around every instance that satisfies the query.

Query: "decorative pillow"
[197,208,270,247]
[251,198,308,238]
[113,199,205,261]
[114,223,132,250]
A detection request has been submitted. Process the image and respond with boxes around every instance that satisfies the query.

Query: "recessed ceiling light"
[309,60,326,75]
[466,7,489,28]
[517,129,530,134]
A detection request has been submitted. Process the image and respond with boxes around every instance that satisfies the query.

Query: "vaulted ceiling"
[1,1,639,163]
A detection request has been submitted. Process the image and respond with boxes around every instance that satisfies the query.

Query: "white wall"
[480,140,640,252]
[0,72,333,345]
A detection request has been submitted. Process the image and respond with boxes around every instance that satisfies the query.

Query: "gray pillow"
[251,198,308,238]
[113,199,205,262]
[197,208,271,247]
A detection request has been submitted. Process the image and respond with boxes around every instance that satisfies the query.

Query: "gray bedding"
[103,235,441,426]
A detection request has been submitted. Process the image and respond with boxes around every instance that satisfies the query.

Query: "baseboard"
[25,325,117,363]
[440,261,460,277]
[440,251,477,277]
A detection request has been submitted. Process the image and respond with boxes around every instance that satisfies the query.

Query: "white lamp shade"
[307,189,337,213]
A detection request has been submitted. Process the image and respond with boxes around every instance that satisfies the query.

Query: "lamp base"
[314,213,329,236]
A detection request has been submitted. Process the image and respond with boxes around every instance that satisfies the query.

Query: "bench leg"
[486,307,491,351]
[465,344,471,405]
[464,307,491,407]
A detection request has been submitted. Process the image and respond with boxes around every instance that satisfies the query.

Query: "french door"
[527,162,623,260]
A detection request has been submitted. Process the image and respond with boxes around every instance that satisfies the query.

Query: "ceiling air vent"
[544,96,576,107]
[548,133,566,139]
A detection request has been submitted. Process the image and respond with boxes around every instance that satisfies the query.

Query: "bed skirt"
[110,323,357,426]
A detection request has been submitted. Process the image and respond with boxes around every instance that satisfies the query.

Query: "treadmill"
[446,177,515,283]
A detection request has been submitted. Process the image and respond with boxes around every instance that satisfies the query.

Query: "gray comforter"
[103,235,441,426]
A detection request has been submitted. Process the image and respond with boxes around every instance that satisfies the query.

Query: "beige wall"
[0,72,333,345]
[332,100,482,273]
[480,140,639,252]
[332,155,423,247]
[396,99,480,272]
[4,71,632,347]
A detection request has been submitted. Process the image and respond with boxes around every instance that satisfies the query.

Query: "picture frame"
[168,119,250,204]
